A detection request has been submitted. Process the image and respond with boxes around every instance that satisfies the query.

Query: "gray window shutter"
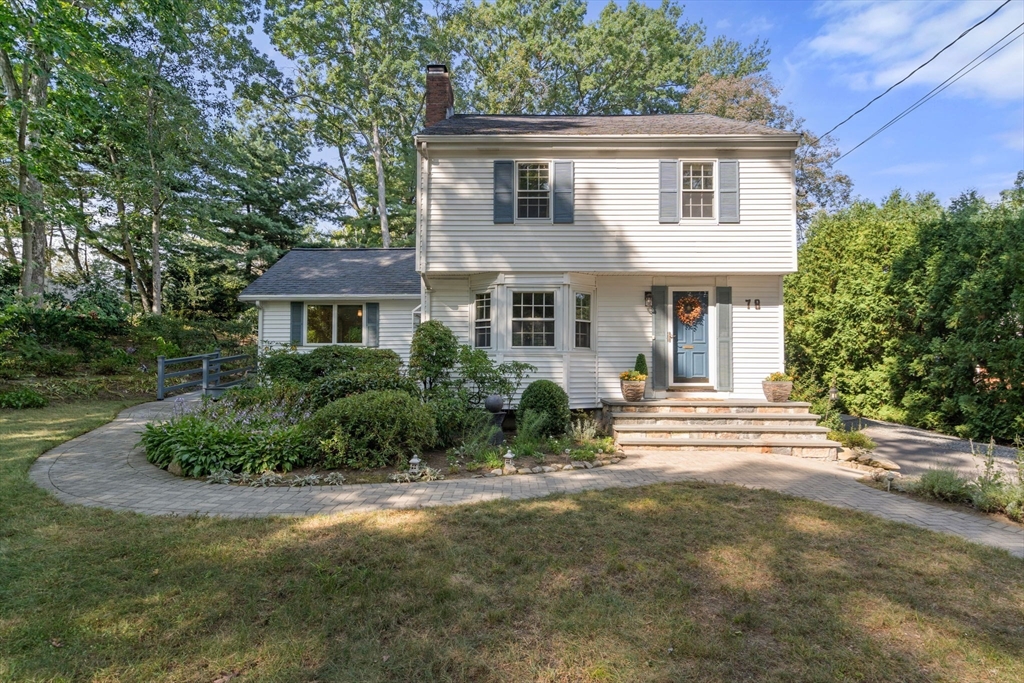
[719,160,739,223]
[493,160,514,224]
[651,286,669,390]
[365,302,379,347]
[716,287,733,392]
[290,301,303,345]
[552,160,574,223]
[659,160,678,223]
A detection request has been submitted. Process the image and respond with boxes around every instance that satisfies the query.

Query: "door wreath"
[675,295,704,327]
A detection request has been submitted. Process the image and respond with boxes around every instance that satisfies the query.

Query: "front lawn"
[2,402,1023,682]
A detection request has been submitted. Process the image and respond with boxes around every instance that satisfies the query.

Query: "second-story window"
[474,293,492,348]
[517,162,550,219]
[681,162,714,219]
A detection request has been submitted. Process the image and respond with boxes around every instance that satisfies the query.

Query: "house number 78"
[745,299,761,310]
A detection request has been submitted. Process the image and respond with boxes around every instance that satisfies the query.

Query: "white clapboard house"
[240,65,838,458]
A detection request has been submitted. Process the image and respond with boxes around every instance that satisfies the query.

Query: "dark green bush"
[0,387,48,409]
[306,390,435,469]
[308,369,419,410]
[32,350,78,377]
[518,380,570,437]
[428,385,487,449]
[260,346,402,384]
[93,349,134,375]
[910,469,973,504]
[634,353,648,375]
[409,320,460,391]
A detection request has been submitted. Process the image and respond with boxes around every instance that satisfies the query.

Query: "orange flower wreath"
[675,295,704,327]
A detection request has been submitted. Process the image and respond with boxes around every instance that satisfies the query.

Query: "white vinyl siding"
[423,150,796,274]
[595,277,653,402]
[731,276,784,397]
[258,299,418,362]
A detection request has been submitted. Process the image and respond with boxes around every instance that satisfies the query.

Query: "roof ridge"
[290,247,415,251]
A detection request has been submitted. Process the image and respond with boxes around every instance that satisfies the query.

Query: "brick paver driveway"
[29,398,1024,558]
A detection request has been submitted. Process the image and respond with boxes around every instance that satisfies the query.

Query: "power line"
[836,23,1024,162]
[821,0,1014,138]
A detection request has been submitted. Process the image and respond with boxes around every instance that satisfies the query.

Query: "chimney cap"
[426,64,448,74]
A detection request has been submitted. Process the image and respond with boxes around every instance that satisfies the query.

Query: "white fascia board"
[237,293,421,302]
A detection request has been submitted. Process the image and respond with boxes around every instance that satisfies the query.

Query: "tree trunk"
[150,191,162,315]
[146,76,163,315]
[370,120,391,248]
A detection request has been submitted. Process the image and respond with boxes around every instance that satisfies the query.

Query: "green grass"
[2,402,1023,682]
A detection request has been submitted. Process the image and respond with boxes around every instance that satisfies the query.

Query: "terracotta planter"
[621,379,646,402]
[762,380,793,402]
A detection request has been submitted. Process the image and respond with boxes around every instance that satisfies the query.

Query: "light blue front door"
[673,291,709,383]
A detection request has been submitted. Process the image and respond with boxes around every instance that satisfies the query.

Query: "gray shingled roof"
[238,248,419,299]
[418,114,794,137]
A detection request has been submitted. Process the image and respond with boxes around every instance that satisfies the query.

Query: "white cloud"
[742,17,774,35]
[994,128,1024,151]
[807,0,1024,102]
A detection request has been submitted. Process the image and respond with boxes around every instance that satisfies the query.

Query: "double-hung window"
[516,162,550,219]
[681,162,714,219]
[574,292,592,349]
[474,293,492,348]
[511,292,555,347]
[306,303,363,345]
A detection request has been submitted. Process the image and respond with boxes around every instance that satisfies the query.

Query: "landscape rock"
[610,458,620,464]
[571,461,587,469]
[502,464,518,475]
[531,466,543,473]
[167,462,183,477]
[491,468,503,476]
[583,461,594,469]
[562,464,574,471]
[541,466,557,473]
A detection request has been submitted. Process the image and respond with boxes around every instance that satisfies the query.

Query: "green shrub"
[306,390,435,469]
[518,380,570,437]
[32,350,78,377]
[426,386,483,449]
[634,353,648,375]
[0,387,48,409]
[827,429,876,450]
[910,469,973,504]
[260,346,401,384]
[308,369,419,410]
[409,320,460,391]
[511,409,548,457]
[140,387,314,476]
[93,349,134,376]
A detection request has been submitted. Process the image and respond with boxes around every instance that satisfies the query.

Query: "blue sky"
[253,0,1024,205]
[674,0,1024,203]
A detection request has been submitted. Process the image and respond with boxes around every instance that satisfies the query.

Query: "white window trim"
[572,290,594,350]
[473,291,493,349]
[304,302,366,346]
[514,160,553,224]
[509,289,558,349]
[678,158,718,224]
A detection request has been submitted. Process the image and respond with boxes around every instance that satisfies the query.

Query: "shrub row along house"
[240,64,839,458]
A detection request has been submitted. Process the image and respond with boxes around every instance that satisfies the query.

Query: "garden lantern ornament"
[409,455,421,475]
[503,449,515,469]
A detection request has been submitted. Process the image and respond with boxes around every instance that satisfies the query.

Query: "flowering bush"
[141,387,314,476]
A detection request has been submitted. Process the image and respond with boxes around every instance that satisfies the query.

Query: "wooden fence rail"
[156,350,255,400]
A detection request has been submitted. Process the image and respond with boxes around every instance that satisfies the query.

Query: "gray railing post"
[202,355,211,396]
[213,348,221,391]
[157,356,166,400]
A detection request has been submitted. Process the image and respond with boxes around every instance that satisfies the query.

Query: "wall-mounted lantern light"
[644,291,654,315]
[829,385,839,402]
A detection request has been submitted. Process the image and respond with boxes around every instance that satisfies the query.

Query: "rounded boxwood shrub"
[306,390,435,469]
[517,380,570,437]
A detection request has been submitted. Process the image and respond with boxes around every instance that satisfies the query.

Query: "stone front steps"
[602,399,840,460]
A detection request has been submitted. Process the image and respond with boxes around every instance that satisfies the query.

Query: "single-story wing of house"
[237,248,421,363]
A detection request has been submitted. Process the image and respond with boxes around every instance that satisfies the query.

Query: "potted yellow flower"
[762,371,793,402]
[620,354,649,402]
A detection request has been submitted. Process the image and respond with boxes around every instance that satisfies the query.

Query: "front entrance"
[673,290,709,383]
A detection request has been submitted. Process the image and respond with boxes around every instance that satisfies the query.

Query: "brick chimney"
[425,64,454,128]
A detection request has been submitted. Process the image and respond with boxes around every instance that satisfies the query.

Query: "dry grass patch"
[2,402,1023,682]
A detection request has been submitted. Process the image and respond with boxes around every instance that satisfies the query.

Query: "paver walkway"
[29,398,1024,558]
